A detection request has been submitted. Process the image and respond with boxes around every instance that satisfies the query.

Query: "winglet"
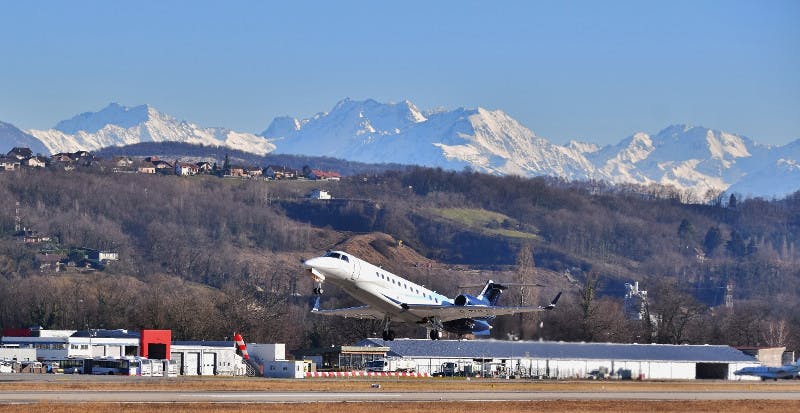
[543,292,562,310]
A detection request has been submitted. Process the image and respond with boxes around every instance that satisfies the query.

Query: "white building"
[1,329,140,360]
[248,343,307,378]
[354,338,760,380]
[0,347,37,362]
[171,341,247,376]
[308,189,332,200]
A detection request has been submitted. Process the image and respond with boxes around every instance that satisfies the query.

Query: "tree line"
[0,165,799,352]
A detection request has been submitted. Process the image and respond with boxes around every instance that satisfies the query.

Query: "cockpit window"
[324,252,341,259]
[340,255,349,262]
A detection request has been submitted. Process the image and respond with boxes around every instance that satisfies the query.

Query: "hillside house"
[38,253,66,273]
[227,165,246,177]
[137,161,157,174]
[310,169,341,181]
[152,160,173,174]
[24,156,48,168]
[175,162,199,176]
[196,161,214,173]
[246,166,263,178]
[265,165,298,180]
[0,157,20,171]
[51,153,74,163]
[113,156,134,167]
[7,147,33,160]
[73,150,91,159]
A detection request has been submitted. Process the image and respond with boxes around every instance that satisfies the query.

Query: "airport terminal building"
[350,338,760,380]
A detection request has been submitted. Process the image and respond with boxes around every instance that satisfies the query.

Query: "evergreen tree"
[746,238,758,256]
[221,154,230,176]
[703,226,723,255]
[677,219,694,239]
[726,230,747,257]
[728,193,738,209]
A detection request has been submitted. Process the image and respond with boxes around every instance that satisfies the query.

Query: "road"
[2,389,800,403]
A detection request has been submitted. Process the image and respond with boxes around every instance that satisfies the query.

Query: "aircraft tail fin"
[543,292,562,310]
[478,280,508,306]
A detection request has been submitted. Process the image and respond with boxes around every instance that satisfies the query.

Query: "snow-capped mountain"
[0,121,49,155]
[263,98,595,180]
[28,103,275,155]
[262,98,800,198]
[4,98,798,198]
[586,125,776,197]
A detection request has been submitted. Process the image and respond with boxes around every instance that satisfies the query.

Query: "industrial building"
[0,327,305,378]
[344,338,760,380]
[171,341,247,376]
[1,328,143,359]
[248,343,307,378]
[0,328,249,376]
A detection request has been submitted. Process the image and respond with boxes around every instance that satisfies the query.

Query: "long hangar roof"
[356,339,756,363]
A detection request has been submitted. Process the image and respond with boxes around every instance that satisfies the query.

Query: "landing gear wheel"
[313,285,324,295]
[429,330,440,340]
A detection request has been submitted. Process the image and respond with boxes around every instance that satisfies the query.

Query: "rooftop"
[355,338,757,363]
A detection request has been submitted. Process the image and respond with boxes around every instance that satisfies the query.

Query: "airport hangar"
[337,338,760,380]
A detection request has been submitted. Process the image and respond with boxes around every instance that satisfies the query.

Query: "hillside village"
[1,146,342,181]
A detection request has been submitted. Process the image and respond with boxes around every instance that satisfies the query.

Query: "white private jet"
[304,250,561,340]
[734,359,800,380]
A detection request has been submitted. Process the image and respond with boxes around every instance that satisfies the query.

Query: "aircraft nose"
[304,257,338,271]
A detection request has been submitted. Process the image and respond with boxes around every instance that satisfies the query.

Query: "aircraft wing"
[402,304,551,322]
[310,298,385,320]
[403,292,562,322]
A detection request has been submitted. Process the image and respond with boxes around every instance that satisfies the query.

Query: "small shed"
[308,189,332,200]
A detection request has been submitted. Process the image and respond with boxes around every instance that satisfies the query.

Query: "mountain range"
[1,99,798,198]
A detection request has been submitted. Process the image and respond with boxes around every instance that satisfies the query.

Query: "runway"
[2,389,800,403]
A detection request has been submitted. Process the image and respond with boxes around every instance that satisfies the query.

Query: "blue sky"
[1,1,798,145]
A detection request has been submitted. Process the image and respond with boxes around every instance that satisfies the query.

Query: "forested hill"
[1,165,799,351]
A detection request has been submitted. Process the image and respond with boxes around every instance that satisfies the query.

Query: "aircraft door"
[351,258,360,280]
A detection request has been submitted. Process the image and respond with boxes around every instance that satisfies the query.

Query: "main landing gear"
[429,329,440,340]
[312,281,324,295]
[382,315,396,341]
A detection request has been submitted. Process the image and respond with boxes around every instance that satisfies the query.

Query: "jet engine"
[454,294,489,306]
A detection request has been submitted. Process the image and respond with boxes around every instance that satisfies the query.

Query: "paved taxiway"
[2,390,800,403]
